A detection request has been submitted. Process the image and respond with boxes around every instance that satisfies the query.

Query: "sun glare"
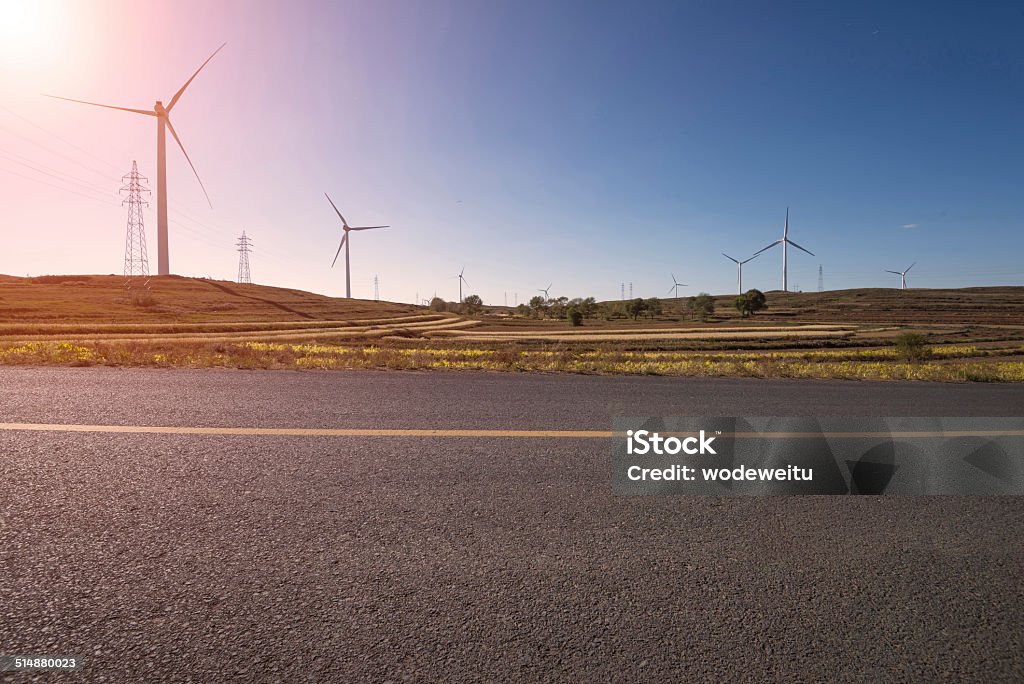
[0,0,67,65]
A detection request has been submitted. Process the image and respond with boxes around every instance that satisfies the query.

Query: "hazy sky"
[1,0,1022,303]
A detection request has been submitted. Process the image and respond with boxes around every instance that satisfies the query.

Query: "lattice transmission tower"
[818,265,824,292]
[120,161,150,278]
[236,231,253,284]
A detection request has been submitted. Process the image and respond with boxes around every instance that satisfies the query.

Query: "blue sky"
[1,0,1022,302]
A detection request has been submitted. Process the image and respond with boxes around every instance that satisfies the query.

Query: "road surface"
[2,368,1022,682]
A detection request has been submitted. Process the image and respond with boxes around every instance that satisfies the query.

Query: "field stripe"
[0,423,1023,440]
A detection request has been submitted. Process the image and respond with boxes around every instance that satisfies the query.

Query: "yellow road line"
[0,423,1022,439]
[0,423,611,438]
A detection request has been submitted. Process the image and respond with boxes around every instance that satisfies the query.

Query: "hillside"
[0,275,418,324]
[660,286,1024,326]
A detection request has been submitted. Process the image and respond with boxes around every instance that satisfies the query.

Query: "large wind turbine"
[667,274,687,298]
[454,267,469,302]
[722,252,760,295]
[325,194,388,298]
[47,44,226,276]
[754,208,814,292]
[885,262,915,290]
[538,283,552,301]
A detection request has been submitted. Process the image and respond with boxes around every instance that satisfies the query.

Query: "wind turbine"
[885,262,915,290]
[454,267,469,302]
[538,283,552,301]
[46,44,226,276]
[667,274,687,298]
[754,207,814,292]
[325,193,388,299]
[722,252,760,295]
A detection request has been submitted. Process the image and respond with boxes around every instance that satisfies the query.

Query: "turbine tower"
[48,44,226,276]
[325,193,388,299]
[454,267,469,302]
[538,283,552,301]
[667,274,687,298]
[722,252,760,295]
[754,207,814,292]
[885,262,915,290]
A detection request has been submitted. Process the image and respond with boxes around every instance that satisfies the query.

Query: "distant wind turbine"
[885,262,915,290]
[325,193,388,299]
[46,43,226,276]
[722,252,760,295]
[667,274,687,298]
[754,208,814,292]
[538,283,552,301]
[454,267,469,302]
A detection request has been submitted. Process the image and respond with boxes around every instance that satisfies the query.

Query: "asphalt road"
[1,368,1022,682]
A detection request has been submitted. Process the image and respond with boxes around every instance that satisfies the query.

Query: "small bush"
[130,290,157,308]
[568,309,583,327]
[894,333,931,362]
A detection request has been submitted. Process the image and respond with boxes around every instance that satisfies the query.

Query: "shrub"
[130,290,157,308]
[894,333,931,362]
[568,309,583,326]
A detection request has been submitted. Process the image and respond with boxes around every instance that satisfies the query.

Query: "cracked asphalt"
[1,368,1022,682]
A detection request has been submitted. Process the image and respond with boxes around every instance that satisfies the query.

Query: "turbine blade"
[787,239,814,256]
[885,270,902,275]
[906,262,916,273]
[753,240,782,255]
[165,116,212,208]
[784,207,789,238]
[741,252,761,264]
[722,253,739,264]
[461,277,470,287]
[167,43,227,112]
[43,94,154,116]
[331,233,347,267]
[324,193,349,227]
[349,225,388,231]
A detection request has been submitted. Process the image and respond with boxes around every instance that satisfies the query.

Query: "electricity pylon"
[120,161,150,278]
[236,231,252,284]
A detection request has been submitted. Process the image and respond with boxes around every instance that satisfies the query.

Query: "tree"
[643,297,663,319]
[514,303,531,317]
[429,297,447,312]
[528,295,548,319]
[579,297,598,318]
[688,293,715,321]
[734,289,767,318]
[568,308,584,326]
[627,297,648,320]
[462,294,483,315]
[548,296,569,320]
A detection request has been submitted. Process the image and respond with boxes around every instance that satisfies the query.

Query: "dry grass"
[1,340,1023,382]
[1,275,1023,382]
